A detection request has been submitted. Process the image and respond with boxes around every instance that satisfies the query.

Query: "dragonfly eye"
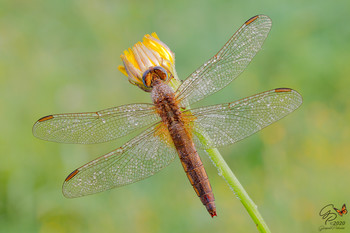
[142,66,169,88]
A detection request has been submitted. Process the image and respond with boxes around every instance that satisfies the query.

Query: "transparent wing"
[176,15,272,105]
[187,88,302,149]
[33,103,160,144]
[62,123,177,198]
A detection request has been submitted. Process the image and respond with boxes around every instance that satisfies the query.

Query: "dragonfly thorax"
[150,75,184,134]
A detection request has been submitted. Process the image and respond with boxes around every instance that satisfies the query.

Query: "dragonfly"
[33,15,302,217]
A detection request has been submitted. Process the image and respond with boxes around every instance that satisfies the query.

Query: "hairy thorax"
[151,80,183,129]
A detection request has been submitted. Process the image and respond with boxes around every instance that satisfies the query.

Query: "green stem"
[195,128,271,233]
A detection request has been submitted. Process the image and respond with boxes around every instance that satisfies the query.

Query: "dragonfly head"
[142,66,172,89]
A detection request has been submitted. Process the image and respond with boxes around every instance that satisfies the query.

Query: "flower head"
[118,33,180,92]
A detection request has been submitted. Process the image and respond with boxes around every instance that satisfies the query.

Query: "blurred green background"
[1,0,349,232]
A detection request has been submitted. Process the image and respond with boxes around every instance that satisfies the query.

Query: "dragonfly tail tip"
[210,211,217,218]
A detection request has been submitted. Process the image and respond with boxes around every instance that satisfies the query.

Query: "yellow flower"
[118,33,180,92]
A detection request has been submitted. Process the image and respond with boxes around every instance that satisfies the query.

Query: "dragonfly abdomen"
[169,124,216,217]
[152,79,216,217]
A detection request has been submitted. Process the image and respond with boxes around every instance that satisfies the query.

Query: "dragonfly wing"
[176,15,272,105]
[63,124,177,198]
[187,88,302,149]
[33,103,160,144]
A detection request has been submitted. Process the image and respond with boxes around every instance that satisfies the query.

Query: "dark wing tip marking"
[65,169,79,182]
[245,15,259,25]
[38,115,54,122]
[274,88,292,93]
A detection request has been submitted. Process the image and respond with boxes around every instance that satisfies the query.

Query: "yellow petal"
[144,36,174,64]
[151,32,159,40]
[118,65,128,77]
[124,48,139,70]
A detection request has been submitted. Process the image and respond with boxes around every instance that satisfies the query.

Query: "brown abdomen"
[169,123,217,217]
